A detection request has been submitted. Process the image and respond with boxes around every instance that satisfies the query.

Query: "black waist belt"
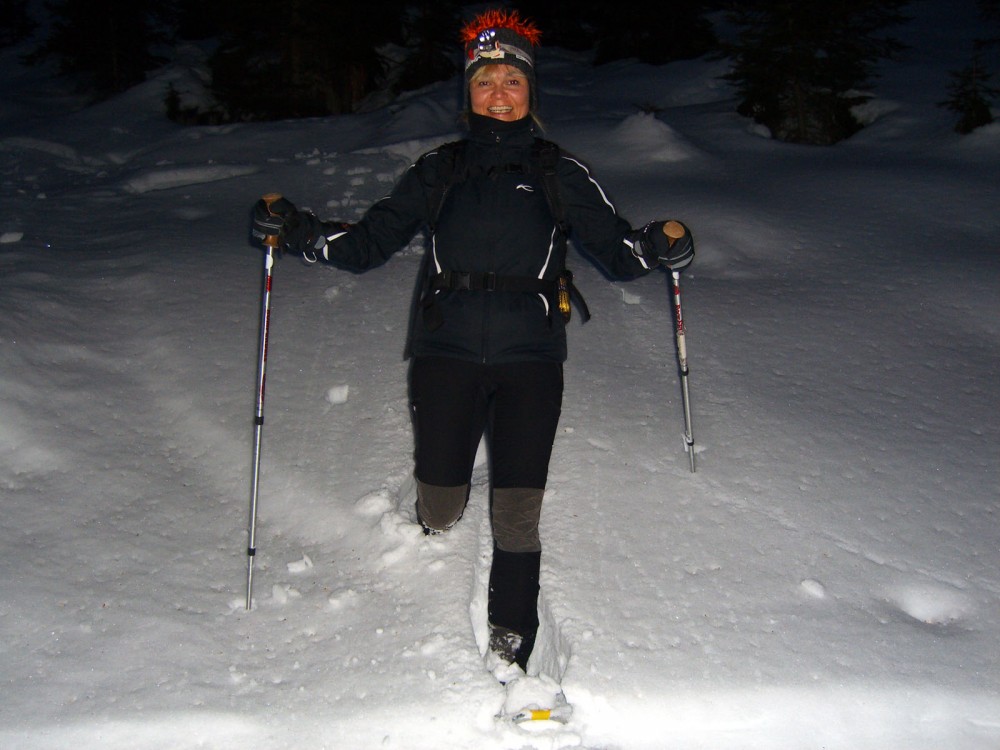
[430,270,551,294]
[422,270,590,331]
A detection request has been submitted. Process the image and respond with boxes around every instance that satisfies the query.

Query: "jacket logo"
[516,183,535,192]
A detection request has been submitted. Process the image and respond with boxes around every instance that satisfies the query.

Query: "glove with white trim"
[251,196,329,256]
[631,220,695,271]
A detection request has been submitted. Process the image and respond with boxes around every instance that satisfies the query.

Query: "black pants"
[409,356,563,661]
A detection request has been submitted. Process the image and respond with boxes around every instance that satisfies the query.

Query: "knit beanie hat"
[461,9,542,108]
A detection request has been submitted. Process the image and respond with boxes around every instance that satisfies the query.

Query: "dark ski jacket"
[320,113,651,364]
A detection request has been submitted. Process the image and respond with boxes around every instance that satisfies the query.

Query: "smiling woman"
[468,65,530,122]
[250,6,695,682]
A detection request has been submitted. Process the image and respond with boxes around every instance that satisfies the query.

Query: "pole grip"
[662,220,685,247]
[261,192,283,249]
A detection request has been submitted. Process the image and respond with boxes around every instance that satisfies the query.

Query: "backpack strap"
[532,138,569,236]
[426,140,467,230]
[531,138,588,321]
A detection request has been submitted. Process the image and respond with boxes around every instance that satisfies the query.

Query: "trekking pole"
[663,221,696,472]
[246,193,282,609]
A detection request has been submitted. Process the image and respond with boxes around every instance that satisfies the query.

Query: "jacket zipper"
[481,132,505,364]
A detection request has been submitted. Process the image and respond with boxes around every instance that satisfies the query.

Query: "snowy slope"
[2,2,999,748]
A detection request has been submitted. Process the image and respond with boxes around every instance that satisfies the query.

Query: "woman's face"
[469,65,530,122]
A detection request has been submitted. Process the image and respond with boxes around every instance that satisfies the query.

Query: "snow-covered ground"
[2,2,998,748]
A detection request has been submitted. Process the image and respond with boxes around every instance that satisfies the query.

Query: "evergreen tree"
[722,0,908,145]
[392,1,461,94]
[27,0,165,98]
[516,0,716,64]
[172,0,223,41]
[510,0,598,52]
[972,0,1000,59]
[940,1,999,133]
[208,0,407,121]
[589,1,716,65]
[0,0,37,48]
[979,0,1000,29]
[941,54,997,133]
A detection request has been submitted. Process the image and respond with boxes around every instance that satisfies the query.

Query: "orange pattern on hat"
[460,9,542,46]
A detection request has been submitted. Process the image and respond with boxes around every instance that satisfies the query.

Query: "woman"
[252,9,694,674]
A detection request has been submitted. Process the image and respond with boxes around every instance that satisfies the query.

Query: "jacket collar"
[467,112,536,146]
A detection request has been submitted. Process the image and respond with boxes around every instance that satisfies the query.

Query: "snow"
[1,3,998,748]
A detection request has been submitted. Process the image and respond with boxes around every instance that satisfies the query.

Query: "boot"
[488,624,523,665]
[488,546,541,671]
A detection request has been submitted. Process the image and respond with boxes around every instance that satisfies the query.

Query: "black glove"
[632,220,695,271]
[251,196,325,255]
[251,196,295,244]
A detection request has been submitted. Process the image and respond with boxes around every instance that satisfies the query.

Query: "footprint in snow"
[375,511,423,568]
[355,489,393,517]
